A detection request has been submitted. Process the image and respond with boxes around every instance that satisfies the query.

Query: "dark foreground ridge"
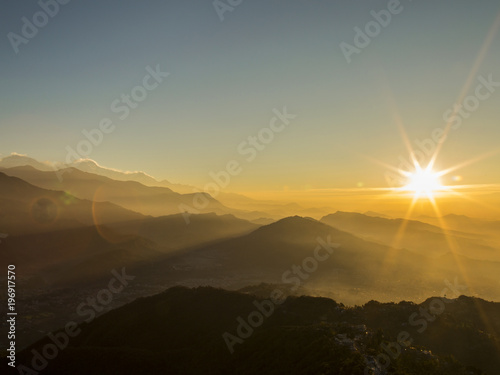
[4,285,500,375]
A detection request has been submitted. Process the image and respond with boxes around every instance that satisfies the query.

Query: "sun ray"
[432,199,500,356]
[436,149,500,179]
[361,153,409,177]
[430,12,500,167]
[393,113,422,170]
[391,194,418,250]
[427,194,481,310]
[377,194,419,284]
[364,10,500,358]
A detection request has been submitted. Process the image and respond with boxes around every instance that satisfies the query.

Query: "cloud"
[71,158,158,179]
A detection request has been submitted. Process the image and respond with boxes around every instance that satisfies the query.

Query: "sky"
[1,0,500,197]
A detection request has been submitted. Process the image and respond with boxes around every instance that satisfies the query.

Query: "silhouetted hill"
[426,214,500,238]
[150,216,500,304]
[8,286,498,374]
[0,154,198,193]
[0,166,275,222]
[156,217,423,301]
[0,165,227,217]
[0,156,299,221]
[0,172,145,235]
[320,211,499,261]
[364,211,392,218]
[174,215,396,270]
[108,212,259,251]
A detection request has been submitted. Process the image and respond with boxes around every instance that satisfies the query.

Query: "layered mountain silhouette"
[0,154,195,192]
[0,164,275,222]
[321,211,500,261]
[0,172,144,236]
[107,212,259,251]
[420,213,500,239]
[2,164,498,303]
[1,155,499,375]
[0,165,225,217]
[143,216,500,304]
[0,154,329,220]
[0,171,261,287]
[0,154,55,171]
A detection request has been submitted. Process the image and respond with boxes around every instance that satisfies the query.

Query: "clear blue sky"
[1,0,499,190]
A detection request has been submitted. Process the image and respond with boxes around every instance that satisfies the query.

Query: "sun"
[403,164,444,199]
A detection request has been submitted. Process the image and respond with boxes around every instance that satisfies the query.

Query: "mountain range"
[1,154,499,373]
[0,154,333,220]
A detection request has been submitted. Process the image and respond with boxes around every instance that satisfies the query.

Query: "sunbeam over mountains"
[2,1,500,373]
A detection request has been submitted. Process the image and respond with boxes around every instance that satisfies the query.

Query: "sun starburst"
[401,163,445,200]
